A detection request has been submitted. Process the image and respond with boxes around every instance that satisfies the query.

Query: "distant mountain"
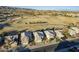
[0,6,35,21]
[0,6,79,22]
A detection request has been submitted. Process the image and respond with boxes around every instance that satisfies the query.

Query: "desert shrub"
[4,43,11,50]
[55,37,61,42]
[25,22,27,24]
[29,41,36,46]
[17,21,22,23]
[49,38,54,42]
[68,23,75,27]
[63,31,70,38]
[50,38,54,40]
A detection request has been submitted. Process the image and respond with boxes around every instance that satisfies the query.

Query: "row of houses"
[0,26,79,48]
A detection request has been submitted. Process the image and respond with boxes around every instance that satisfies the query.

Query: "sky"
[15,6,79,11]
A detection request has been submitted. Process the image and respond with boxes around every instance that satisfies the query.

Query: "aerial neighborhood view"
[0,6,79,52]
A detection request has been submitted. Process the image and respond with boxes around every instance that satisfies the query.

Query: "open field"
[0,14,79,34]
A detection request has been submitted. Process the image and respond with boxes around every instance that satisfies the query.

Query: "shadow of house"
[37,30,46,41]
[8,45,31,52]
[55,39,79,52]
[0,36,5,46]
[16,46,31,52]
[24,31,34,44]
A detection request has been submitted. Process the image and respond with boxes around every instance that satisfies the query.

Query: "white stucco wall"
[21,32,29,46]
[33,32,42,43]
[55,30,64,39]
[44,30,55,40]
